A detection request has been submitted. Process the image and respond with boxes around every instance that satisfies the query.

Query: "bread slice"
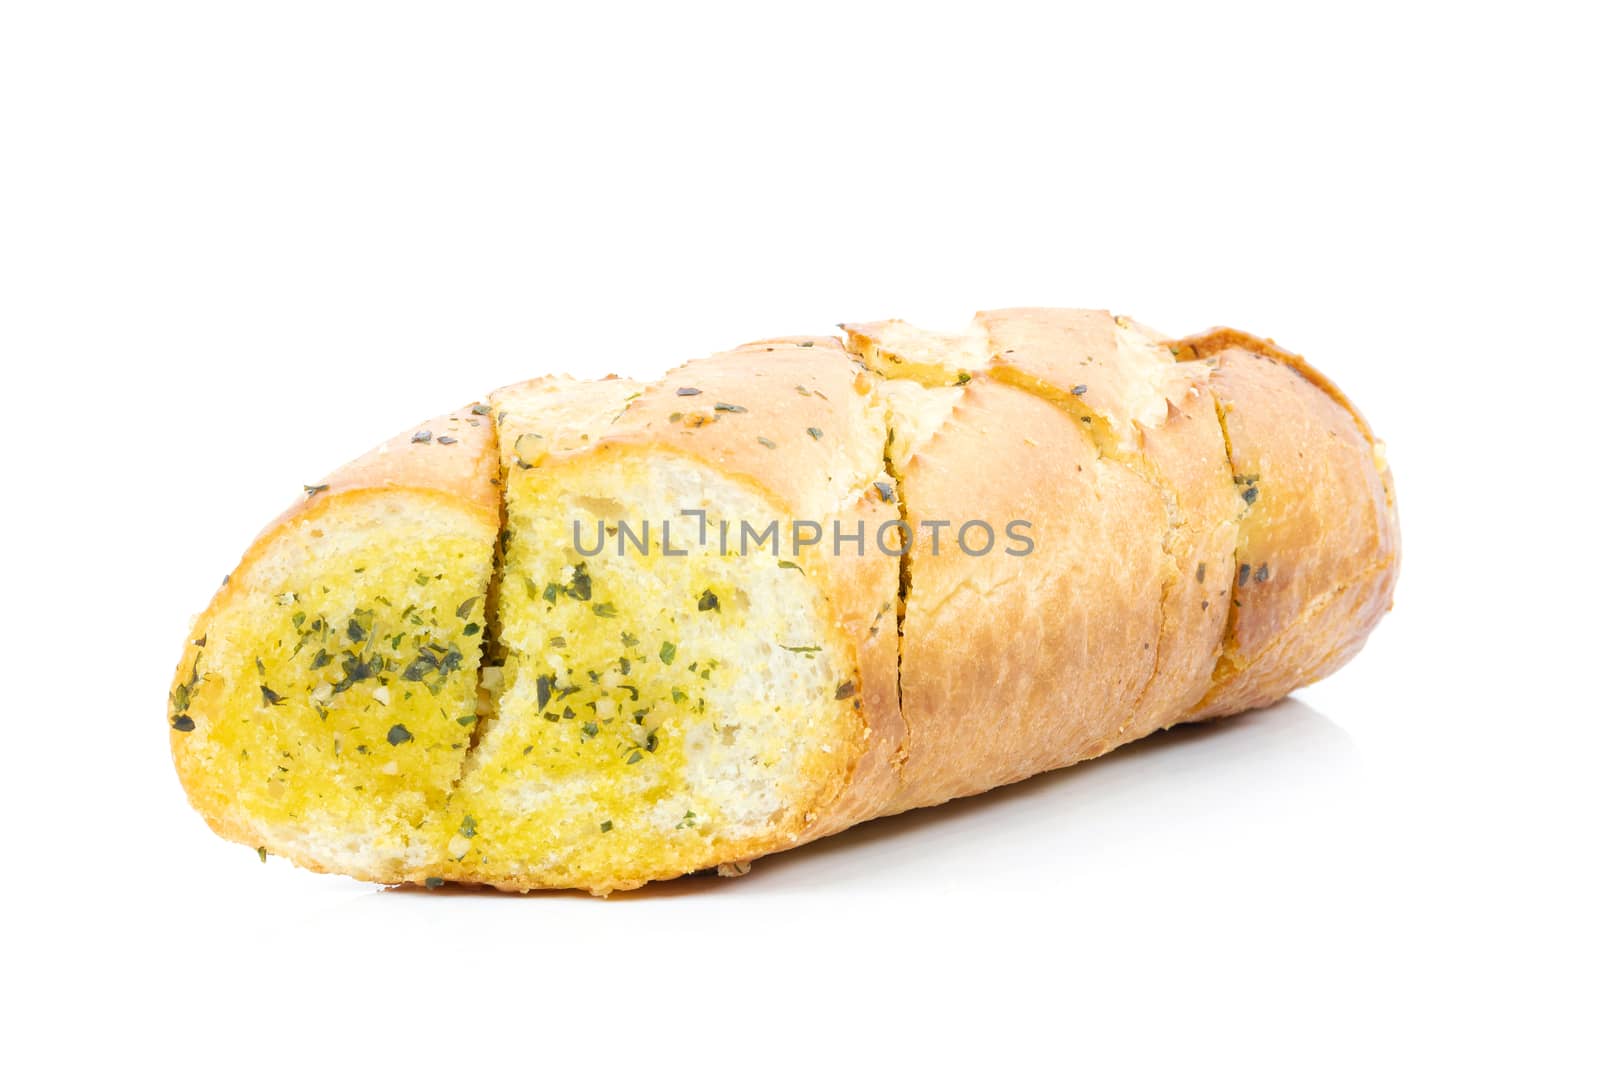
[422,343,902,892]
[168,405,499,881]
[843,312,1205,809]
[1170,329,1400,718]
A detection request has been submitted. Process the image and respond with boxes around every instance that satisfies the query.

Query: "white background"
[3,2,1595,1062]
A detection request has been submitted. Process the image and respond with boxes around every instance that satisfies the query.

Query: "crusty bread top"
[183,402,499,637]
[610,338,892,519]
[1175,328,1383,446]
[491,374,644,468]
[252,403,501,543]
[983,308,1207,450]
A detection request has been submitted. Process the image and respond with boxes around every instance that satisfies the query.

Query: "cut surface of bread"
[170,407,499,881]
[170,311,1398,893]
[437,450,862,891]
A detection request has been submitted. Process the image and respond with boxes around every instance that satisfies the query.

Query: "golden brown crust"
[979,309,1238,741]
[841,309,1396,820]
[254,405,501,539]
[1169,331,1399,718]
[885,376,1167,811]
[1177,328,1381,444]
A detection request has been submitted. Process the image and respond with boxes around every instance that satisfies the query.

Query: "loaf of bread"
[169,308,1398,893]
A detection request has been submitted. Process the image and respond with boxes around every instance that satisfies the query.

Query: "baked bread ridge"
[168,310,1398,893]
[169,405,501,881]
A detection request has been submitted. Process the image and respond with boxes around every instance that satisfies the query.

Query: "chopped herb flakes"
[873,481,896,503]
[676,387,702,396]
[697,589,720,612]
[411,430,433,444]
[304,484,329,497]
[170,713,196,732]
[714,402,747,413]
[659,641,677,665]
[386,724,414,745]
[570,564,592,601]
[470,403,491,416]
[425,877,445,889]
[600,820,614,833]
[757,436,777,449]
[459,815,477,838]
[171,664,198,712]
[1071,384,1088,396]
[437,435,457,445]
[807,426,823,440]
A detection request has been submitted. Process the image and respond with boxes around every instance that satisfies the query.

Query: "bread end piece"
[1172,329,1400,719]
[168,405,499,881]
